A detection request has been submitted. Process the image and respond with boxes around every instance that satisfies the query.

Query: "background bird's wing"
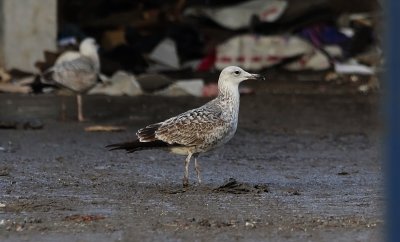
[47,57,97,92]
[154,107,225,146]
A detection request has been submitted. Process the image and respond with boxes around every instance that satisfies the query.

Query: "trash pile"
[0,0,382,96]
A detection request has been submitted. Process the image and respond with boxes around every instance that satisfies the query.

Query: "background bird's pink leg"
[60,96,66,121]
[76,94,85,122]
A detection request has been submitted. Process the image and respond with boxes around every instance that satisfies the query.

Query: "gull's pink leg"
[183,153,193,187]
[194,155,202,184]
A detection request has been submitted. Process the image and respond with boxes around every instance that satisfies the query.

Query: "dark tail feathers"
[136,123,162,142]
[106,139,172,153]
[30,75,57,94]
[41,69,56,84]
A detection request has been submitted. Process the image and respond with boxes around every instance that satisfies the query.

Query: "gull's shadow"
[159,178,269,195]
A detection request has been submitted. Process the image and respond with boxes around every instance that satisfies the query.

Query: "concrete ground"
[0,88,383,241]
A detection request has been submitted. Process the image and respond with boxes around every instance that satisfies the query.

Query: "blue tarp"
[385,0,400,241]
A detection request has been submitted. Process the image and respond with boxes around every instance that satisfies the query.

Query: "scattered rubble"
[64,214,106,223]
[155,79,204,97]
[0,118,44,130]
[84,125,126,132]
[185,0,287,30]
[216,35,330,71]
[89,71,143,96]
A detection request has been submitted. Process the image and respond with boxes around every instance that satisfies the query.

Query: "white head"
[218,66,261,86]
[79,38,98,57]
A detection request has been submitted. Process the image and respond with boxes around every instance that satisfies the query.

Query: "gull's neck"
[217,80,240,118]
[218,80,240,100]
[90,54,100,71]
[81,48,100,71]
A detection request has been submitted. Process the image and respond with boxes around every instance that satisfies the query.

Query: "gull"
[42,38,100,121]
[107,66,263,187]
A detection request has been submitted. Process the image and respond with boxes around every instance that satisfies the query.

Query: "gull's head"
[218,66,262,86]
[79,38,99,56]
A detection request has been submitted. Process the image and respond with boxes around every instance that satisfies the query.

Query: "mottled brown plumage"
[107,66,262,186]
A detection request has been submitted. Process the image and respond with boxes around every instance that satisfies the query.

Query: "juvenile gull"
[107,66,262,186]
[42,38,100,121]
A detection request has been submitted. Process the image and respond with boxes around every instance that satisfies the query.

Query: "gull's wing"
[137,105,225,147]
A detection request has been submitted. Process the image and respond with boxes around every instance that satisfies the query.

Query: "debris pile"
[0,0,382,96]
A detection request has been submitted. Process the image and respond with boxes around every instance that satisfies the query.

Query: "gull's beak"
[245,73,265,81]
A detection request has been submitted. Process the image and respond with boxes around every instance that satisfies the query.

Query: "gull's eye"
[233,71,240,75]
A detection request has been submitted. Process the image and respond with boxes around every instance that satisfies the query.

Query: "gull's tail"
[28,75,57,94]
[106,139,171,153]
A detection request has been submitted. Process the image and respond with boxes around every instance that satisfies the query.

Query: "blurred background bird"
[41,38,100,122]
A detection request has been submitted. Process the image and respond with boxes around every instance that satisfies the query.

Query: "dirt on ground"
[0,90,383,241]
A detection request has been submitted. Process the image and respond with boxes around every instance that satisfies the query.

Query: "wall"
[0,0,57,73]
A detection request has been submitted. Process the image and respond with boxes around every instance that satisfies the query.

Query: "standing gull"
[107,66,263,186]
[42,38,100,122]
